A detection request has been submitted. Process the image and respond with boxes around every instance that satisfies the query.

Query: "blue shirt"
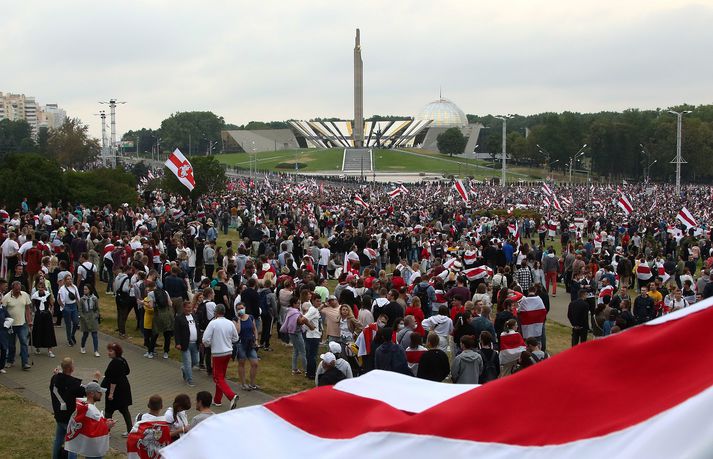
[503,243,514,264]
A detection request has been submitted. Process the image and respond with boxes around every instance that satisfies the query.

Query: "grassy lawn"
[0,385,123,459]
[217,148,526,178]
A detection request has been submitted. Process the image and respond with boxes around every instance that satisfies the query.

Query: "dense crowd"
[1,177,712,457]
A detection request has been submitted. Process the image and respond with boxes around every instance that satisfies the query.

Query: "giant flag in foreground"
[163,299,713,459]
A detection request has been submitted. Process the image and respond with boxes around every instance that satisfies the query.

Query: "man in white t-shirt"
[318,244,331,280]
[175,301,199,387]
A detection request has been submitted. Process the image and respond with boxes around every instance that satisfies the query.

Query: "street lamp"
[494,115,512,186]
[548,159,559,171]
[646,159,657,182]
[568,144,587,184]
[667,110,692,195]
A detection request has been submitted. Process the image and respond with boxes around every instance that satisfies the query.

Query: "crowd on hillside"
[0,177,712,457]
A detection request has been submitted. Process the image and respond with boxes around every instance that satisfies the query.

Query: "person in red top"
[363,268,376,290]
[405,297,426,336]
[449,298,466,321]
[390,269,406,291]
[25,239,45,288]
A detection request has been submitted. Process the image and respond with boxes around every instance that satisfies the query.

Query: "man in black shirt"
[381,289,404,328]
[634,286,655,324]
[416,332,450,382]
[241,278,261,319]
[164,266,188,316]
[50,357,88,459]
[568,290,591,346]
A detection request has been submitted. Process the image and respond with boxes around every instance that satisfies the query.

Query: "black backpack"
[81,263,95,285]
[196,301,210,331]
[154,287,169,310]
[478,349,500,383]
[414,285,431,316]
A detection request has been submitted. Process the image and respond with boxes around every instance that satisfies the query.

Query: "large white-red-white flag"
[617,195,634,215]
[64,399,112,458]
[163,298,713,459]
[463,265,493,281]
[165,149,195,191]
[354,194,369,208]
[454,179,469,203]
[677,207,697,229]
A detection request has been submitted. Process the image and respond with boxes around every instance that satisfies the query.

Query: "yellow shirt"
[648,291,663,305]
[3,291,31,326]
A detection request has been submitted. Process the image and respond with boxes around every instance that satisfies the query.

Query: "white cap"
[320,352,336,365]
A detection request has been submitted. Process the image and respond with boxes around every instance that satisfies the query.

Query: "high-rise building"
[0,92,66,135]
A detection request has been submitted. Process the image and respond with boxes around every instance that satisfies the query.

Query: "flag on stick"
[165,149,195,191]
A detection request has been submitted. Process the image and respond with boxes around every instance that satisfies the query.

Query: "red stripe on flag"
[518,308,547,326]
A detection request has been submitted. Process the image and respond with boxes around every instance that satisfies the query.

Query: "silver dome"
[416,98,468,128]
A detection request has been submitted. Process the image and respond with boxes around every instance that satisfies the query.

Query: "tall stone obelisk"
[353,28,364,148]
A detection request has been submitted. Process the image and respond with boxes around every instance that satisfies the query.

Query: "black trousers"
[105,405,132,433]
[149,331,173,354]
[260,315,273,348]
[571,327,588,347]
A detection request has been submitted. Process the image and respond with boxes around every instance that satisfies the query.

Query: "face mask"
[377,321,386,328]
[237,309,246,316]
[397,324,405,330]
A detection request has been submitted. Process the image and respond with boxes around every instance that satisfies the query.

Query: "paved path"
[0,330,272,454]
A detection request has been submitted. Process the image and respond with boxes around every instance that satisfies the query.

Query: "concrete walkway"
[0,330,272,454]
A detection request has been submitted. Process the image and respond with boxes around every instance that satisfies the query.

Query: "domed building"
[414,97,482,154]
[416,98,468,128]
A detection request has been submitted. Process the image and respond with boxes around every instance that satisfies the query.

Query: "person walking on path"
[174,300,199,387]
[49,357,88,459]
[201,304,240,409]
[235,302,260,391]
[57,275,81,347]
[98,342,133,437]
[31,280,57,358]
[3,280,32,369]
[78,285,101,357]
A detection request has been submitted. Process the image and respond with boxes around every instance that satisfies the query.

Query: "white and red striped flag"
[516,296,547,338]
[543,196,551,208]
[498,329,526,366]
[388,188,402,199]
[354,194,369,208]
[64,399,112,458]
[399,184,408,195]
[617,195,634,215]
[164,297,713,459]
[656,261,670,283]
[463,266,493,281]
[542,183,552,196]
[552,195,564,212]
[636,262,653,280]
[454,179,469,203]
[676,207,697,229]
[165,148,195,191]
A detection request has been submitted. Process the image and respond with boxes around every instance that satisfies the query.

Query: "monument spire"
[353,28,364,148]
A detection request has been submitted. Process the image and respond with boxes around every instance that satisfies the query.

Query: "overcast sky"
[2,0,712,139]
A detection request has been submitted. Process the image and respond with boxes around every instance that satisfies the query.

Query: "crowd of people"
[0,176,711,457]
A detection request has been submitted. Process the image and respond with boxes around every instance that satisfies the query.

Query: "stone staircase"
[342,148,372,172]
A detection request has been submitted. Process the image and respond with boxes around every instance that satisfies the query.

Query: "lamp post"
[668,110,691,195]
[646,159,657,182]
[494,115,512,186]
[568,144,587,184]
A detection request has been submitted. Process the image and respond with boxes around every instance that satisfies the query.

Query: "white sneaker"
[163,352,169,359]
[147,353,154,359]
[94,352,100,358]
[0,369,6,374]
[34,348,40,355]
[143,352,150,358]
[230,395,240,410]
[48,351,55,358]
[80,348,87,354]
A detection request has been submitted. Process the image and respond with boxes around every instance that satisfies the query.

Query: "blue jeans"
[8,324,29,366]
[53,422,77,459]
[62,303,79,343]
[305,337,320,378]
[81,331,99,352]
[289,333,306,371]
[181,342,199,383]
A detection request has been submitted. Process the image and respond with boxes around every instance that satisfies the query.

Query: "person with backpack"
[145,280,174,359]
[477,331,500,383]
[525,337,548,362]
[114,265,133,338]
[412,275,435,318]
[76,252,97,293]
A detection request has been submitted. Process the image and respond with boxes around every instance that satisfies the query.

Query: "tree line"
[468,104,713,181]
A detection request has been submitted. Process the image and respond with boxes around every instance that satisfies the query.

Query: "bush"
[65,168,138,207]
[0,153,67,210]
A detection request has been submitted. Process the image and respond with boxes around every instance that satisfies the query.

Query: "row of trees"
[468,104,713,181]
[123,111,226,156]
[0,154,138,209]
[0,118,100,168]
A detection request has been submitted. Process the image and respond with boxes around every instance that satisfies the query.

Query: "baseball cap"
[328,341,342,354]
[320,352,336,365]
[84,381,106,393]
[327,295,337,301]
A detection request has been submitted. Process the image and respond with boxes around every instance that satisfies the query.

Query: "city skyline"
[2,0,712,140]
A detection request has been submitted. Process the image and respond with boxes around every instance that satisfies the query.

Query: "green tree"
[436,128,467,156]
[130,161,151,179]
[159,111,225,155]
[122,128,160,154]
[65,168,138,207]
[0,153,66,209]
[46,118,100,168]
[162,155,226,198]
[0,119,35,155]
